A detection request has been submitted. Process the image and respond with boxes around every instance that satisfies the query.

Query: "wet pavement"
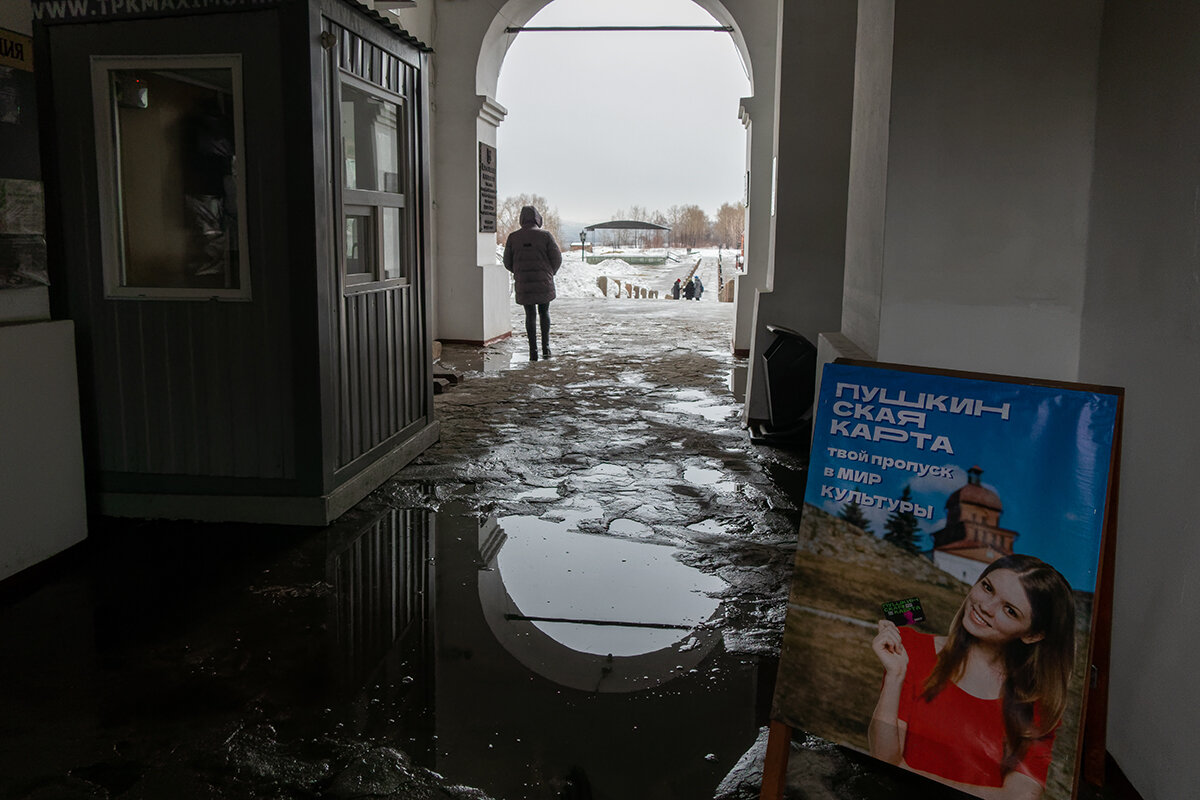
[0,298,809,800]
[0,296,1142,799]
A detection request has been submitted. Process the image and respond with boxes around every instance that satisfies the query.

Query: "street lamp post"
[580,230,587,262]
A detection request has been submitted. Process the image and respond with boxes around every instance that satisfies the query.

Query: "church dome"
[946,466,1003,511]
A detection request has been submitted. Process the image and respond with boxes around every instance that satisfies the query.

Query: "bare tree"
[675,205,711,249]
[665,205,685,247]
[496,193,562,246]
[650,210,669,248]
[714,202,746,248]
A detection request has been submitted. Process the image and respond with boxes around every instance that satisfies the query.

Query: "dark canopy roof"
[583,220,671,231]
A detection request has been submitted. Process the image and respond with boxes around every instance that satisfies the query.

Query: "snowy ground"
[501,246,740,300]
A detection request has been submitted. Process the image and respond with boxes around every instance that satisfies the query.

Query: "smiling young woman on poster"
[868,554,1077,800]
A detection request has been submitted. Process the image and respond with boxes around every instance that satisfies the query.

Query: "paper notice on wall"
[0,68,19,124]
[0,234,49,288]
[0,179,45,235]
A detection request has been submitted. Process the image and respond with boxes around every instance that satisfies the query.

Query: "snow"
[499,247,742,300]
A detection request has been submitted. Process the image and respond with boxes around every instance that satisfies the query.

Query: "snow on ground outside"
[498,246,739,300]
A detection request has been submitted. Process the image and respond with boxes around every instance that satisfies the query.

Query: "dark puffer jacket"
[504,205,563,305]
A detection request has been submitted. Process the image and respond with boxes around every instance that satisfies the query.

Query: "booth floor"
[0,298,1135,800]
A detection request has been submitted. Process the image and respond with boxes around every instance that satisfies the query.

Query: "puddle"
[607,518,654,538]
[573,463,634,483]
[684,465,738,494]
[541,496,604,527]
[663,397,739,422]
[687,519,732,535]
[512,486,560,501]
[436,344,520,374]
[0,502,772,800]
[489,515,724,658]
[684,466,724,486]
[729,363,748,403]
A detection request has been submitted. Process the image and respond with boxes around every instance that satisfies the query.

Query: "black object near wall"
[34,0,437,524]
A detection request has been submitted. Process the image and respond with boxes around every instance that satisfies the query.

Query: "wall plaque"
[478,142,496,233]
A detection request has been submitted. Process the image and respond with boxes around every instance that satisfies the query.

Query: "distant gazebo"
[930,466,1021,584]
[582,220,672,265]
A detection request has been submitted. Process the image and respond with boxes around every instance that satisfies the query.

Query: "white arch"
[476,0,754,99]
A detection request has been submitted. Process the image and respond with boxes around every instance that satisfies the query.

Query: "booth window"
[337,75,408,289]
[91,55,250,300]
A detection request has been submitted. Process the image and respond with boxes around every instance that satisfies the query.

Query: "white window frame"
[91,54,251,301]
[335,70,409,295]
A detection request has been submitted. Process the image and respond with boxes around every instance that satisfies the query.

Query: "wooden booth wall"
[39,13,301,495]
[320,7,432,479]
[36,0,436,519]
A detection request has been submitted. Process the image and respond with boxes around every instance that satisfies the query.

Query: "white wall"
[840,0,1103,381]
[838,0,894,358]
[875,1,1102,378]
[741,0,857,421]
[731,0,782,357]
[1078,4,1200,797]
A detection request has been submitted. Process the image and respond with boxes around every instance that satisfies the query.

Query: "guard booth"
[33,0,437,525]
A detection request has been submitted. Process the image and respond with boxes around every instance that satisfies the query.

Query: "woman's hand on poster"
[872,620,908,678]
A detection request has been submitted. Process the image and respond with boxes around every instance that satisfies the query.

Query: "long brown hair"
[921,554,1076,775]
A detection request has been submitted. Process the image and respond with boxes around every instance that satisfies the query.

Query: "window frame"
[333,69,410,295]
[90,53,251,301]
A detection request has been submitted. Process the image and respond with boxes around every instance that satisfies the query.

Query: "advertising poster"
[770,361,1121,799]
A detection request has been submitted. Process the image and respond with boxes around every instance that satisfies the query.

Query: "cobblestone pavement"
[382,297,809,657]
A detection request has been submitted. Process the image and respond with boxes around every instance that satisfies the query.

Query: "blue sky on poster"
[808,364,1119,593]
[494,0,751,224]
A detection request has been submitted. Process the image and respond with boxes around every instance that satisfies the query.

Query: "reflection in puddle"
[1,501,771,800]
[490,514,724,657]
[730,363,748,403]
[436,344,519,374]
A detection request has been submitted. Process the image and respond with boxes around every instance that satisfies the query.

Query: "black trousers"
[523,303,550,349]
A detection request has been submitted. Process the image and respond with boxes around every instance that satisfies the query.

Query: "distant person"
[694,275,704,300]
[504,205,562,361]
[868,554,1076,798]
[683,278,696,300]
[672,278,682,300]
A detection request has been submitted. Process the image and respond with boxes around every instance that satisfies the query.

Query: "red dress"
[896,626,1055,788]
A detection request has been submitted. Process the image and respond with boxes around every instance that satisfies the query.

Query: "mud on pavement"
[378,297,809,659]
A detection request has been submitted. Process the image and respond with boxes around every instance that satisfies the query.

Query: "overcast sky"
[495,0,752,225]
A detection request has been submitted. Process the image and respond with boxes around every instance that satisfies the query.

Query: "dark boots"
[541,333,551,359]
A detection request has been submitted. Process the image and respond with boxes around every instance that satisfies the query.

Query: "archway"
[429,0,780,377]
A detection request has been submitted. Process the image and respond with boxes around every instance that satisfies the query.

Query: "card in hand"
[882,597,925,626]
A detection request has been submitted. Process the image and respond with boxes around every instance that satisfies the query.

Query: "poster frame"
[760,358,1124,800]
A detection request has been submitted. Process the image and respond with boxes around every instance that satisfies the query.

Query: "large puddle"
[488,514,724,659]
[0,501,773,800]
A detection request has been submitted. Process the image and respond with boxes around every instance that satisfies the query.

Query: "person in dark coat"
[683,278,696,300]
[504,205,563,361]
[672,278,682,300]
